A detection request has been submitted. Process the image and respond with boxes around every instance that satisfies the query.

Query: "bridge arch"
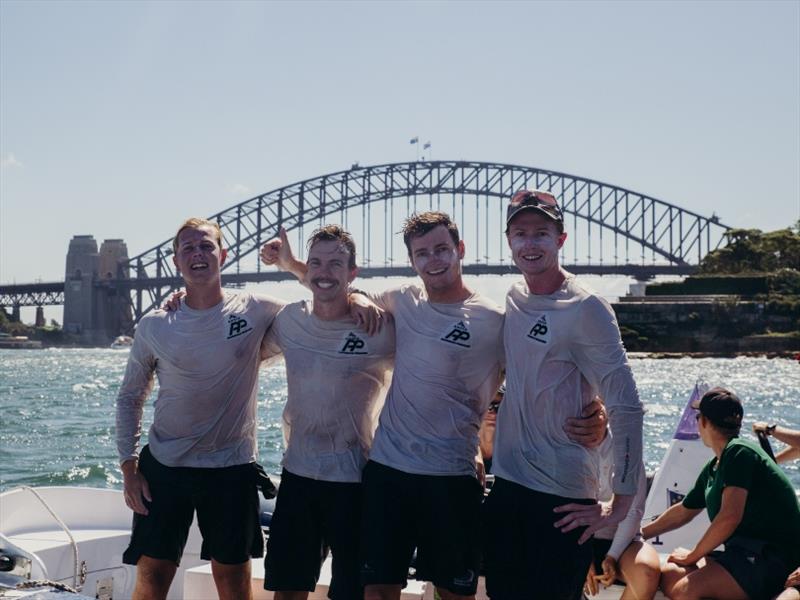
[126,160,730,318]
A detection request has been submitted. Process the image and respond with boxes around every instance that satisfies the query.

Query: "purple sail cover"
[674,382,709,440]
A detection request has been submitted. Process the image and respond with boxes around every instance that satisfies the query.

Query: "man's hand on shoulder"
[564,397,608,448]
[121,459,152,516]
[349,292,391,336]
[161,289,186,312]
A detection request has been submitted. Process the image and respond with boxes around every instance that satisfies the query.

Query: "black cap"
[506,189,564,228]
[691,387,743,431]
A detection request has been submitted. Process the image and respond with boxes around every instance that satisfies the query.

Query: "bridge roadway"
[1,263,698,308]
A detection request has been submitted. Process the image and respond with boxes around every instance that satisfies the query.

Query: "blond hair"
[172,218,224,254]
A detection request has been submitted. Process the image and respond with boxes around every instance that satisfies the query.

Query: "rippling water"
[1,349,798,491]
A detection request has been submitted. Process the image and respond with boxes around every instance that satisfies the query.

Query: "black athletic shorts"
[122,445,264,566]
[359,460,484,596]
[710,536,792,600]
[264,469,362,600]
[482,476,595,600]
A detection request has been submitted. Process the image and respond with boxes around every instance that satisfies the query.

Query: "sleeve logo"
[340,332,368,354]
[227,314,253,339]
[526,314,550,344]
[441,321,471,348]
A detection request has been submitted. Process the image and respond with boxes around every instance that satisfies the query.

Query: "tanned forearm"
[642,502,699,540]
[776,446,800,464]
[773,426,800,451]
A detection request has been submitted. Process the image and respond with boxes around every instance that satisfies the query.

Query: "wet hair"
[172,218,224,254]
[307,224,357,269]
[401,211,460,255]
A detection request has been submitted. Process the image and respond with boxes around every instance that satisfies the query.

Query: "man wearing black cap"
[643,387,800,600]
[483,190,646,600]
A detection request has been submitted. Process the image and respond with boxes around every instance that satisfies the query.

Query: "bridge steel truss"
[122,160,730,322]
[0,282,64,309]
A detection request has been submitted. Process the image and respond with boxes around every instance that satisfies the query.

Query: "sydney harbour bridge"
[0,160,730,340]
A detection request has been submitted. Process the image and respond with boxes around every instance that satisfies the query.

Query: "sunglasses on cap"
[508,190,563,221]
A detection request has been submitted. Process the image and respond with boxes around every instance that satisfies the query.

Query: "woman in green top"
[642,387,800,600]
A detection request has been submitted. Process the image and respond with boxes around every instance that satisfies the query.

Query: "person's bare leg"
[131,556,177,600]
[275,592,310,600]
[618,541,661,600]
[364,583,402,600]
[211,559,253,600]
[659,561,695,598]
[775,587,800,600]
[435,587,475,600]
[668,559,748,600]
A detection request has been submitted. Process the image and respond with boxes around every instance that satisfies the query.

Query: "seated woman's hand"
[667,546,699,567]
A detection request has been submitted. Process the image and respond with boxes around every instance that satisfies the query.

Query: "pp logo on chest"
[441,321,471,348]
[340,332,368,355]
[226,314,253,339]
[526,314,550,344]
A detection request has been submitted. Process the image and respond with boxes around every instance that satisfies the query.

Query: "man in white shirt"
[260,225,395,600]
[116,218,284,600]
[484,190,645,600]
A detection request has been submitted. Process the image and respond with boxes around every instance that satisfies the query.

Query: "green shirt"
[683,437,800,567]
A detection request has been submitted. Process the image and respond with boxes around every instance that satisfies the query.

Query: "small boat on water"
[109,336,133,350]
[0,333,42,350]
[0,385,762,599]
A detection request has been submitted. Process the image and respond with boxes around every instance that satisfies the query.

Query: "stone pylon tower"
[63,236,132,344]
[97,239,133,339]
[63,235,99,341]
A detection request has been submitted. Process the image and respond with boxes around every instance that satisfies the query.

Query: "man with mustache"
[259,225,395,600]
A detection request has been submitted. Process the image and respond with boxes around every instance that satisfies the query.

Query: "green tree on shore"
[700,222,800,274]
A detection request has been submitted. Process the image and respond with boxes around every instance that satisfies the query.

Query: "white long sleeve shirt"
[493,276,644,499]
[115,291,283,468]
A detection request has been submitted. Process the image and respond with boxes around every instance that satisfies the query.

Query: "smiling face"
[506,211,567,286]
[172,225,227,286]
[306,239,357,304]
[408,224,465,297]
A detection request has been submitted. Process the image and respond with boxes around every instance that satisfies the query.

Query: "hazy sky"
[2,0,799,287]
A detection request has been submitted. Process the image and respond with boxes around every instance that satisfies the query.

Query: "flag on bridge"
[409,137,419,144]
[423,141,431,149]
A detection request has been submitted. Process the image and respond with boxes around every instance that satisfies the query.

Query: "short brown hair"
[401,212,460,255]
[172,218,224,254]
[307,224,357,269]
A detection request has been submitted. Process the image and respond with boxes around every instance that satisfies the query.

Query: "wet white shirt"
[367,284,505,476]
[265,300,395,482]
[594,434,647,561]
[493,276,644,498]
[116,291,283,468]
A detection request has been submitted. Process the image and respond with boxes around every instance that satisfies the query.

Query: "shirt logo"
[441,321,471,348]
[226,314,253,339]
[527,314,550,344]
[340,332,368,354]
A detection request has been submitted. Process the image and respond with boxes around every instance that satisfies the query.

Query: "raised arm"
[260,227,308,282]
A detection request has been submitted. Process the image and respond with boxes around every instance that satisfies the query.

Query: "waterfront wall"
[613,296,800,353]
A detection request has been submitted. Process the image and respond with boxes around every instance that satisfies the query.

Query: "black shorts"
[264,469,362,600]
[482,477,595,600]
[359,460,483,596]
[710,536,792,600]
[122,445,264,566]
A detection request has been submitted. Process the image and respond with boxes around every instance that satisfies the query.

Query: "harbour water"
[1,349,798,492]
